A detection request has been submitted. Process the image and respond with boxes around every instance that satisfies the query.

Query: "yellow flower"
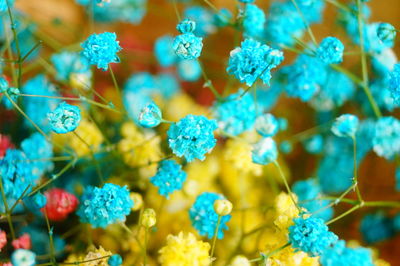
[266,246,319,266]
[163,93,208,122]
[159,232,211,266]
[274,192,300,230]
[81,246,112,266]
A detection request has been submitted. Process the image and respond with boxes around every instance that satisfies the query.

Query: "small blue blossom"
[280,141,293,154]
[11,249,36,266]
[292,178,333,221]
[177,59,201,82]
[177,19,196,34]
[389,63,400,104]
[255,113,279,137]
[167,115,217,162]
[331,114,359,138]
[51,51,90,82]
[138,102,162,128]
[0,0,14,12]
[303,135,324,154]
[371,48,398,76]
[289,216,338,257]
[213,89,256,136]
[360,212,395,244]
[243,4,265,38]
[252,137,278,165]
[22,75,61,133]
[184,6,216,37]
[189,192,231,239]
[377,23,396,48]
[47,102,81,134]
[108,254,123,266]
[0,77,19,110]
[81,32,122,71]
[24,192,47,210]
[316,37,344,64]
[150,160,187,198]
[372,116,400,159]
[173,32,203,60]
[77,183,133,228]
[154,35,178,67]
[227,39,284,86]
[320,240,374,266]
[155,73,180,99]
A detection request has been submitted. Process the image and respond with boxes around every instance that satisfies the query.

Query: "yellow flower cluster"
[64,246,111,266]
[158,232,211,266]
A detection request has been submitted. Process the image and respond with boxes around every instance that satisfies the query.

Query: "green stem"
[20,40,43,62]
[351,136,363,201]
[43,210,56,264]
[143,227,149,266]
[172,0,181,21]
[273,161,301,212]
[199,60,222,100]
[108,65,122,103]
[326,204,362,225]
[210,215,222,263]
[290,0,317,45]
[248,242,291,263]
[0,175,15,240]
[6,0,22,89]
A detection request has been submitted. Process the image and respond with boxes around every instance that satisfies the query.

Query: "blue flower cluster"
[389,63,400,104]
[316,37,344,64]
[154,35,177,67]
[255,113,279,137]
[372,116,400,159]
[177,19,196,34]
[138,102,162,128]
[0,77,19,110]
[81,32,122,70]
[360,212,395,244]
[173,32,203,60]
[184,6,216,37]
[227,39,284,86]
[289,217,338,257]
[167,115,218,162]
[22,75,61,133]
[11,249,36,266]
[150,160,187,198]
[320,240,373,266]
[331,114,359,138]
[0,0,14,12]
[51,51,90,82]
[77,183,133,228]
[243,4,265,38]
[212,89,256,136]
[303,134,324,154]
[189,192,231,239]
[47,102,81,134]
[292,179,333,221]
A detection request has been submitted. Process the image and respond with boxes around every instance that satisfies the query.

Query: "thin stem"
[273,161,301,212]
[199,60,222,100]
[210,215,222,262]
[20,40,43,62]
[43,210,56,264]
[0,175,15,239]
[290,0,317,45]
[351,136,363,201]
[143,227,149,266]
[248,242,291,263]
[108,65,122,103]
[172,0,181,21]
[326,204,362,225]
[9,185,31,214]
[61,255,111,265]
[6,0,22,88]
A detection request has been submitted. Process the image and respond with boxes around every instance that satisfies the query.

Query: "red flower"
[0,230,7,251]
[12,233,31,250]
[43,188,78,221]
[0,135,14,158]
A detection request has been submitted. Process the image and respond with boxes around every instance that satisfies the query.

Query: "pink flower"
[0,230,7,251]
[12,233,31,250]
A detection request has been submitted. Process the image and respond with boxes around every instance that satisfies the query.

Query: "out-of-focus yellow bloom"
[82,246,112,266]
[374,259,391,266]
[158,232,211,266]
[229,255,250,266]
[266,246,319,266]
[223,138,262,176]
[274,192,300,230]
[142,208,157,228]
[214,199,233,216]
[53,119,104,157]
[130,192,143,211]
[163,93,208,122]
[118,122,163,175]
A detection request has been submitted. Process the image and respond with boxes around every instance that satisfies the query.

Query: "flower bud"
[141,208,156,228]
[130,192,143,211]
[229,255,250,266]
[213,199,232,216]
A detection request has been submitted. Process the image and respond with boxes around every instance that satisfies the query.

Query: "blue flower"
[189,192,231,239]
[177,19,196,34]
[377,23,396,48]
[51,51,90,82]
[24,192,47,210]
[150,160,187,198]
[177,59,201,82]
[292,179,333,221]
[255,113,279,137]
[167,115,217,162]
[316,37,344,64]
[289,217,338,257]
[320,240,374,266]
[77,183,133,228]
[155,73,180,99]
[154,35,178,67]
[11,249,36,266]
[372,116,400,159]
[108,254,123,266]
[331,114,359,138]
[47,102,81,134]
[284,54,327,102]
[280,141,293,154]
[22,75,61,132]
[21,133,54,179]
[138,102,162,128]
[173,32,203,60]
[252,137,278,165]
[243,4,265,38]
[227,39,284,86]
[360,212,395,244]
[389,63,400,104]
[212,89,256,136]
[303,134,324,154]
[184,6,216,37]
[81,32,122,70]
[0,77,19,110]
[0,0,14,12]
